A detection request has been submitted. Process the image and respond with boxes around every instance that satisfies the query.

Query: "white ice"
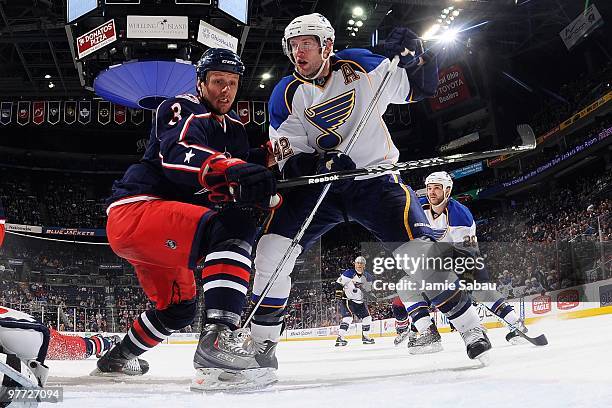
[46,314,612,408]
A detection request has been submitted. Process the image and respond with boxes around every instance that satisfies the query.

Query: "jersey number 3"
[168,103,182,126]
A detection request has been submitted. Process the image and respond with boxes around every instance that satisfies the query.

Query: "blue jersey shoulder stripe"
[342,269,356,279]
[447,199,474,227]
[269,75,300,130]
[334,49,386,73]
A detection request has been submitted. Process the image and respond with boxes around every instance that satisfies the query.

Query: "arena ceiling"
[0,0,608,101]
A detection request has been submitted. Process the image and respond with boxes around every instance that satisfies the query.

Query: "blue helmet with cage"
[196,48,245,81]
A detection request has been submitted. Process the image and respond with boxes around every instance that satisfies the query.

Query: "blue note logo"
[305,89,356,150]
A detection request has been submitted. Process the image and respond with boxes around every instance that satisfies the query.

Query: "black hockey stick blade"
[516,329,548,346]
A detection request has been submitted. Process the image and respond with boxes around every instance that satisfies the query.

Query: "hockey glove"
[199,153,280,208]
[317,151,356,192]
[384,27,424,70]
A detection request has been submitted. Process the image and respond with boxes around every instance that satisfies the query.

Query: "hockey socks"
[122,310,174,357]
[84,335,111,358]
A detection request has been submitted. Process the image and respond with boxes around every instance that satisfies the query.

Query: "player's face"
[427,184,446,206]
[199,71,240,114]
[289,35,325,77]
[355,261,366,274]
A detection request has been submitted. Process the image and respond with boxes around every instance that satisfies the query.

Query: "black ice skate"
[505,320,528,345]
[335,336,348,347]
[362,334,375,344]
[191,324,277,392]
[91,344,149,376]
[407,324,443,354]
[460,326,492,363]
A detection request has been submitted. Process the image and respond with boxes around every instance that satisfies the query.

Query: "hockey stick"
[243,55,403,328]
[276,124,536,189]
[500,317,548,346]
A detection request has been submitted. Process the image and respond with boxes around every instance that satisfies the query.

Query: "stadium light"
[259,83,265,88]
[48,82,55,88]
[262,72,271,80]
[439,28,459,43]
[44,74,51,79]
[356,20,363,27]
[348,19,355,25]
[422,24,441,41]
[352,6,364,17]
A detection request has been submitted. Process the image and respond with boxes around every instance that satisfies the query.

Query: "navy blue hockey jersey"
[107,94,259,211]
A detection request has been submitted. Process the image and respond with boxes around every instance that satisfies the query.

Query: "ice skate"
[362,334,375,344]
[91,344,149,376]
[460,326,492,364]
[334,336,348,347]
[407,324,443,354]
[253,339,278,369]
[191,324,277,392]
[394,326,417,346]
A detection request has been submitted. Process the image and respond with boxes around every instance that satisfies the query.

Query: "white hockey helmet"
[282,13,335,63]
[425,171,453,196]
[354,256,367,264]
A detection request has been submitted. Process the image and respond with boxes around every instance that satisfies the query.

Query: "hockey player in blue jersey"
[334,256,376,346]
[100,48,279,390]
[242,13,491,382]
[393,171,527,351]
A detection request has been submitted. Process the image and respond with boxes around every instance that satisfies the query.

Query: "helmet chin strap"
[294,47,331,80]
[429,188,451,214]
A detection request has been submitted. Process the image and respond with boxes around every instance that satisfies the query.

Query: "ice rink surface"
[46,314,612,408]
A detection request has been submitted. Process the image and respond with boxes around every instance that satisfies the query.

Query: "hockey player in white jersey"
[0,307,50,405]
[244,13,491,383]
[334,256,375,346]
[393,171,527,350]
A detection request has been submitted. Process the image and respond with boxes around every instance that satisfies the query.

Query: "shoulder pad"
[269,75,301,130]
[175,94,201,104]
[334,48,386,73]
[447,199,474,227]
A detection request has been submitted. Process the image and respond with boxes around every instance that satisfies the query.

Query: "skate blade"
[408,342,443,355]
[89,367,143,377]
[190,367,277,392]
[476,351,491,367]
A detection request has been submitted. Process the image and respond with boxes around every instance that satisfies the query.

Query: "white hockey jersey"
[420,197,477,244]
[268,49,415,174]
[336,269,374,303]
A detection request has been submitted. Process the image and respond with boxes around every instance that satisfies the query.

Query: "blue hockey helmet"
[196,48,245,80]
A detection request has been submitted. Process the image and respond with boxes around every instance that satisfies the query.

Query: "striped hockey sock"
[122,310,174,357]
[201,244,252,329]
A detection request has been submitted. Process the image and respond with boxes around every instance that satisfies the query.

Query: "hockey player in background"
[242,13,491,388]
[100,48,279,387]
[393,171,528,350]
[334,256,375,346]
